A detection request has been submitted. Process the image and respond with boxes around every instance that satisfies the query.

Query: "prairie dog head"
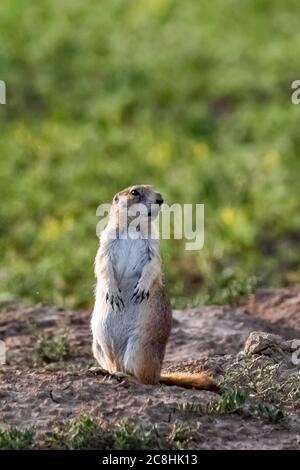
[111,184,163,228]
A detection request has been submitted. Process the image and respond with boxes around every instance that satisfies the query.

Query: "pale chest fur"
[92,237,153,362]
[110,238,150,289]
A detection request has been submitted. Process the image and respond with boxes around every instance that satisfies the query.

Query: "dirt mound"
[246,287,300,331]
[0,289,299,450]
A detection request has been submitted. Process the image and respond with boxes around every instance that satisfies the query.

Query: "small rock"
[244,331,296,360]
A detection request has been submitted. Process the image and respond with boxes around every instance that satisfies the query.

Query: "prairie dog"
[91,185,218,391]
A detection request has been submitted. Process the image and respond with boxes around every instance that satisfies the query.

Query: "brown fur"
[160,372,220,393]
[92,185,219,394]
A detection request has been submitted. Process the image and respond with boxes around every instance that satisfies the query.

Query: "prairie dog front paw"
[131,279,150,304]
[105,286,124,310]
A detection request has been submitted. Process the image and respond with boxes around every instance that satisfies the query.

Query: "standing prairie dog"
[91,185,218,391]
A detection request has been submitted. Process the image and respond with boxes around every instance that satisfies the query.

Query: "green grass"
[177,389,248,416]
[0,425,35,449]
[34,331,70,363]
[177,387,285,423]
[112,421,157,450]
[63,414,114,450]
[207,388,247,414]
[47,414,192,450]
[249,402,284,423]
[1,0,300,308]
[220,354,300,409]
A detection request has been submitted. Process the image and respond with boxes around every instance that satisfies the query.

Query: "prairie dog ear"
[113,193,119,204]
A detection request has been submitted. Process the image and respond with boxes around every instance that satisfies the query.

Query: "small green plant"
[177,388,247,416]
[177,401,204,414]
[225,276,258,307]
[167,422,192,449]
[34,331,70,363]
[207,388,247,414]
[0,425,35,449]
[177,388,284,425]
[280,373,300,406]
[66,414,113,450]
[221,355,300,408]
[112,422,159,450]
[210,276,258,307]
[249,402,285,423]
[51,414,195,450]
[52,415,162,450]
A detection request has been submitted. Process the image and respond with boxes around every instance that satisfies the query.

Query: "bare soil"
[0,287,300,449]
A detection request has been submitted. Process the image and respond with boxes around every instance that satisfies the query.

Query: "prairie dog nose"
[155,193,164,205]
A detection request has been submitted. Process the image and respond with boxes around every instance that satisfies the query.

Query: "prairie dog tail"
[160,372,220,393]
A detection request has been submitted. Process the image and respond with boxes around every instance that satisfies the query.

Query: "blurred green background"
[1,0,300,309]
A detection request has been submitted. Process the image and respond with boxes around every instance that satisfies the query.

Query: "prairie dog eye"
[130,189,140,196]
